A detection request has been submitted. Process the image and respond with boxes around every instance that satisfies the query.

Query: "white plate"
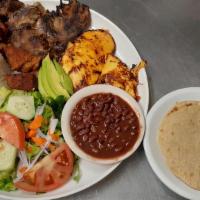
[0,1,149,199]
[144,87,200,200]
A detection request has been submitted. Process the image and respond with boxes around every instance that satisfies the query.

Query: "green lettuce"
[26,142,41,161]
[46,95,66,120]
[31,91,44,108]
[0,170,16,192]
[72,155,81,183]
[40,105,54,133]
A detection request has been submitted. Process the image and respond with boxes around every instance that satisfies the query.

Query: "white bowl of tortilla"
[144,87,200,200]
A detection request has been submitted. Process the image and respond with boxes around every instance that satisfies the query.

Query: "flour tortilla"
[158,101,200,190]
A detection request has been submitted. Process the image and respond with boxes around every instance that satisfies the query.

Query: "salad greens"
[0,60,80,193]
[46,95,66,120]
[73,155,81,183]
[26,142,41,161]
[0,172,16,192]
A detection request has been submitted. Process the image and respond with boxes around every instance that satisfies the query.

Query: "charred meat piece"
[35,0,91,58]
[0,22,8,42]
[0,0,91,72]
[6,73,37,91]
[11,27,49,56]
[9,0,90,59]
[58,0,91,33]
[0,0,24,19]
[8,2,45,30]
[2,44,42,72]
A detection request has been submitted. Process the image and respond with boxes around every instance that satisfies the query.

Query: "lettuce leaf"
[31,91,44,108]
[40,105,54,133]
[26,142,41,161]
[72,155,81,183]
[0,170,16,192]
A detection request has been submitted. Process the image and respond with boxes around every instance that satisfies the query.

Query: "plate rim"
[143,87,200,200]
[0,5,149,200]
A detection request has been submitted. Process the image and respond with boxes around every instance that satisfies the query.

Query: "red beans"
[70,93,140,159]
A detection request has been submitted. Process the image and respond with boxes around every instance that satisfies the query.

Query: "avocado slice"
[38,66,48,98]
[0,87,11,107]
[0,140,17,171]
[53,60,73,95]
[40,57,57,99]
[44,56,70,99]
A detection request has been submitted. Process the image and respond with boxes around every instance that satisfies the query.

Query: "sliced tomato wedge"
[15,143,74,192]
[0,112,25,149]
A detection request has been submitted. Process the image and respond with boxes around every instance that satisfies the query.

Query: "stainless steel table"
[62,0,200,199]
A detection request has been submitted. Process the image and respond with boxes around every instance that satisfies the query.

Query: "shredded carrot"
[50,134,59,141]
[27,129,37,138]
[48,143,56,152]
[19,166,28,174]
[29,115,43,130]
[32,137,46,146]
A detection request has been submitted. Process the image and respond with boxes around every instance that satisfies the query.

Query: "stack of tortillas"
[158,101,200,190]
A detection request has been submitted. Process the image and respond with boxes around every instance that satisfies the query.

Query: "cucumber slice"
[6,95,35,120]
[0,140,17,171]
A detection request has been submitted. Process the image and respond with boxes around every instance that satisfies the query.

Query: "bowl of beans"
[61,84,145,164]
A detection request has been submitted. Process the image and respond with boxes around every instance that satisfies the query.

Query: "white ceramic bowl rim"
[61,84,145,164]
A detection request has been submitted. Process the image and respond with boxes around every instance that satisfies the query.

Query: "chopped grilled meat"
[11,27,49,56]
[8,2,45,30]
[0,0,91,72]
[6,73,37,91]
[2,44,42,72]
[0,22,8,42]
[0,0,24,19]
[37,0,91,58]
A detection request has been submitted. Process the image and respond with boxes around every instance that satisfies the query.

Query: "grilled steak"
[8,2,45,30]
[2,44,42,72]
[6,73,37,91]
[0,22,8,42]
[0,0,91,72]
[0,0,24,19]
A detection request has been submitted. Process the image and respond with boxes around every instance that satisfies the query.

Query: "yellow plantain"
[62,29,115,90]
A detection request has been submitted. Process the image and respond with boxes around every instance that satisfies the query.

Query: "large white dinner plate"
[0,1,149,199]
[144,87,200,200]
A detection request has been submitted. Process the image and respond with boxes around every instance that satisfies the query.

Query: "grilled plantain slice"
[62,29,115,90]
[98,54,146,99]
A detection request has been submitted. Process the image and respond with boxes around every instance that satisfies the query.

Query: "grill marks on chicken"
[0,0,91,72]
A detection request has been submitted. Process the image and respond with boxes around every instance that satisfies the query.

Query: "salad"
[0,56,80,193]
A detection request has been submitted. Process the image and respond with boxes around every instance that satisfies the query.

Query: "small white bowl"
[61,84,145,164]
[144,87,200,200]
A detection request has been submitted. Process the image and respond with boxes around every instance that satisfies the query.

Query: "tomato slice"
[15,143,74,192]
[0,112,25,149]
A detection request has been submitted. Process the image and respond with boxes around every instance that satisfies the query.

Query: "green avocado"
[38,66,48,98]
[44,56,70,99]
[53,59,73,95]
[40,57,57,99]
[0,87,11,107]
